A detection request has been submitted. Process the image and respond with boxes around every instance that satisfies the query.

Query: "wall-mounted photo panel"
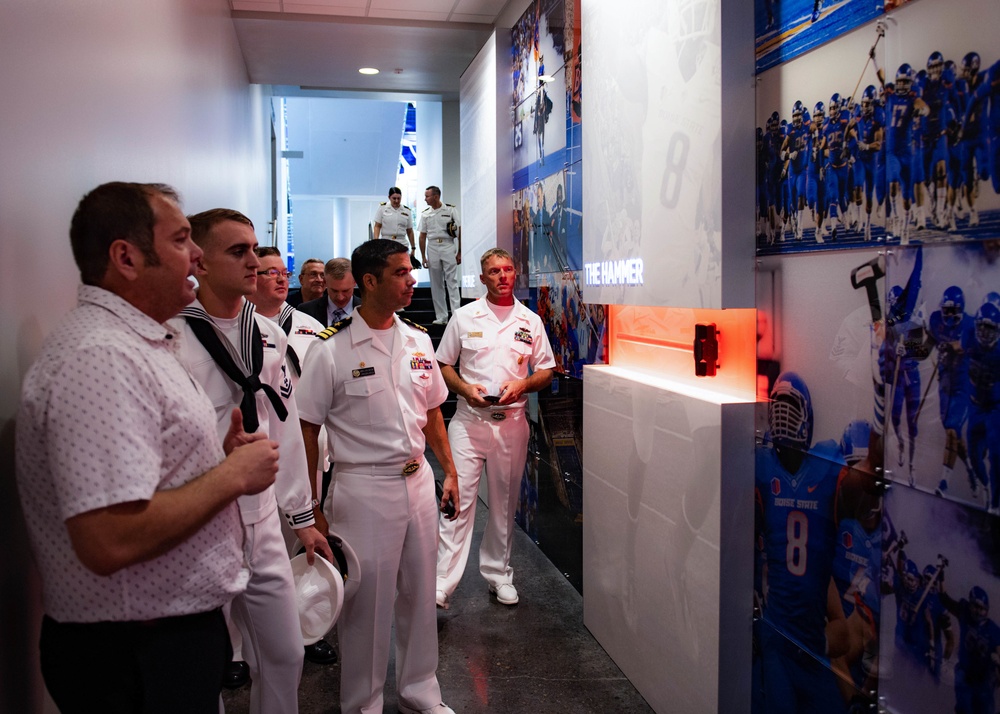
[755,0,883,74]
[582,0,723,308]
[881,242,1000,513]
[878,0,1000,246]
[526,170,583,276]
[757,0,1000,255]
[530,270,606,378]
[757,249,885,441]
[757,18,888,254]
[512,0,570,186]
[878,484,1000,714]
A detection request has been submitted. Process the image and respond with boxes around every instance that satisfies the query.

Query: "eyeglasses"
[257,269,291,279]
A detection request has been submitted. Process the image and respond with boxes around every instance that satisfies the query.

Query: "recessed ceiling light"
[359,67,380,75]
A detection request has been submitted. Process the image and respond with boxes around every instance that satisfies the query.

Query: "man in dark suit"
[297,257,359,327]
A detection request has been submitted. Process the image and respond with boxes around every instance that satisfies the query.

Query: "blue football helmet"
[830,92,842,113]
[768,372,814,451]
[927,51,944,82]
[940,286,965,326]
[975,302,1000,349]
[985,291,1000,308]
[861,85,876,116]
[922,565,940,592]
[813,101,826,122]
[896,64,914,94]
[792,101,804,127]
[840,419,872,466]
[970,586,989,621]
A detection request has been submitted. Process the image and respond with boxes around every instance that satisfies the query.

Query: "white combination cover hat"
[289,553,344,645]
[290,531,362,601]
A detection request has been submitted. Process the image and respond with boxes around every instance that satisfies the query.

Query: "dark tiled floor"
[222,484,652,713]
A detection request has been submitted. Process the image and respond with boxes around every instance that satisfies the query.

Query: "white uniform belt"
[334,456,426,476]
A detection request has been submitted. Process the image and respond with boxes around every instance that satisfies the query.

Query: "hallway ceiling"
[230,0,510,98]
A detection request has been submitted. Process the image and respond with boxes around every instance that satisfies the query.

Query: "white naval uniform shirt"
[15,286,246,622]
[373,203,413,245]
[297,314,448,469]
[417,203,461,243]
[435,297,556,412]
[274,302,324,386]
[170,298,315,529]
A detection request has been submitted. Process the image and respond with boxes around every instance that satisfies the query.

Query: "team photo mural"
[756,0,1000,256]
[754,241,1000,712]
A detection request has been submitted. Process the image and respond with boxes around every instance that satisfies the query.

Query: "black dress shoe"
[223,660,250,690]
[304,638,338,664]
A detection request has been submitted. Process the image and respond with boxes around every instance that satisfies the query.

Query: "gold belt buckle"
[491,411,506,422]
[402,460,420,476]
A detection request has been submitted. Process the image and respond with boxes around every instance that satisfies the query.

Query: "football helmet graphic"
[962,52,981,82]
[927,51,944,82]
[940,286,965,327]
[895,63,914,94]
[768,371,814,451]
[840,419,872,467]
[974,302,1000,349]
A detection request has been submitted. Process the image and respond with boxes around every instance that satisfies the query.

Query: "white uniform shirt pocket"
[343,376,390,425]
[461,337,488,354]
[509,339,532,372]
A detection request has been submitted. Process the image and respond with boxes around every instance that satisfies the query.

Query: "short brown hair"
[188,208,254,247]
[324,257,352,280]
[480,247,514,273]
[255,246,281,259]
[70,182,179,286]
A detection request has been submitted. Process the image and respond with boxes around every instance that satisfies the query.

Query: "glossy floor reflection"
[222,480,652,713]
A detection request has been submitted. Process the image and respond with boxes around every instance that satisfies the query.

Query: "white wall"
[0,0,270,709]
[460,32,500,293]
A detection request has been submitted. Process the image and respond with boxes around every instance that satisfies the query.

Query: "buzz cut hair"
[255,246,281,259]
[425,185,441,197]
[188,208,254,247]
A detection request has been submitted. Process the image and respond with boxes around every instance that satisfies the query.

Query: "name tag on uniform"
[467,331,483,338]
[352,367,375,378]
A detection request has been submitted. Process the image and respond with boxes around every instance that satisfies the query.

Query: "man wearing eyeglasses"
[297,257,360,327]
[248,246,338,667]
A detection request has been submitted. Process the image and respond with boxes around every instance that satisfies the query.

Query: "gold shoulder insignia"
[422,206,431,212]
[445,203,455,207]
[318,316,352,339]
[380,201,387,205]
[401,317,428,333]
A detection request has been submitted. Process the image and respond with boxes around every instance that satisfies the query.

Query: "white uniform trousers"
[436,407,529,597]
[332,461,443,714]
[229,511,304,714]
[425,239,460,321]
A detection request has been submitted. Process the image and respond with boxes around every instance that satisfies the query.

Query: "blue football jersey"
[756,439,843,654]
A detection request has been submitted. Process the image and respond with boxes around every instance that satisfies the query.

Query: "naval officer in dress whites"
[372,186,416,254]
[417,185,462,325]
[298,239,461,714]
[434,248,555,609]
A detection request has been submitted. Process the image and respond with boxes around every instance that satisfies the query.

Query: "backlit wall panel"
[582,0,753,309]
[583,366,753,712]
